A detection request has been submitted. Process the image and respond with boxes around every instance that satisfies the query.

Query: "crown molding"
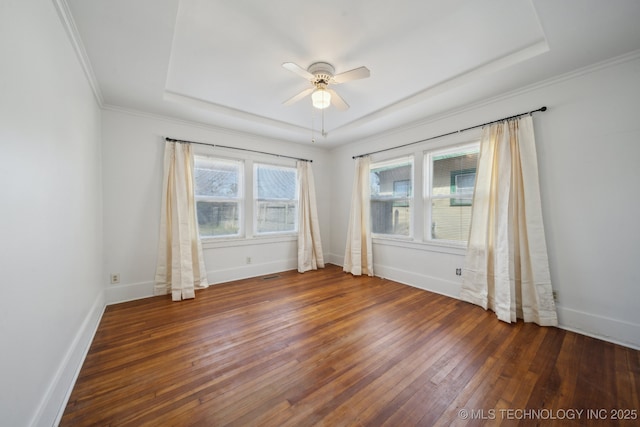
[52,0,104,107]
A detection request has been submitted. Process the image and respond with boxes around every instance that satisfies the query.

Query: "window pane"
[427,145,479,243]
[256,165,296,200]
[370,158,413,236]
[370,161,412,197]
[196,201,240,236]
[371,200,411,235]
[431,198,473,241]
[254,163,297,235]
[455,173,475,192]
[194,157,240,198]
[256,201,297,233]
[432,152,478,196]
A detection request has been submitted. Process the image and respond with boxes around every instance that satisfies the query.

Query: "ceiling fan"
[282,61,370,110]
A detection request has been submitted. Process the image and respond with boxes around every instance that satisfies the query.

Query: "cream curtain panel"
[155,141,208,301]
[343,156,374,276]
[297,161,325,272]
[460,116,557,326]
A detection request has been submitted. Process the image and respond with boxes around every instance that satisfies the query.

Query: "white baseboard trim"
[105,280,156,305]
[104,259,300,306]
[362,261,640,350]
[373,263,461,300]
[327,257,461,299]
[30,291,105,427]
[556,306,640,350]
[326,253,344,267]
[208,258,298,285]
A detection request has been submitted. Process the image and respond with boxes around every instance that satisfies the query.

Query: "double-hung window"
[370,156,414,237]
[194,156,243,238]
[424,143,479,243]
[254,163,298,235]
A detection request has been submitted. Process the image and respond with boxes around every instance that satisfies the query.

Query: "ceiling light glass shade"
[311,88,331,109]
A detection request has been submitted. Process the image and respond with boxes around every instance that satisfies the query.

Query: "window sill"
[201,234,297,249]
[372,236,467,256]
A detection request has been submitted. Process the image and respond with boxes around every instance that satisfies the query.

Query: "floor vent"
[261,275,281,280]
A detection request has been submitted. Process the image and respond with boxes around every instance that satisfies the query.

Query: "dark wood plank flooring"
[61,265,640,426]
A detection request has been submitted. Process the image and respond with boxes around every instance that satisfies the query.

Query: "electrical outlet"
[246,257,252,264]
[455,268,462,276]
[110,273,120,284]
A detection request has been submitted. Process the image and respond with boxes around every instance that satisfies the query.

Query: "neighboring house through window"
[254,163,298,235]
[194,156,243,238]
[450,169,476,206]
[370,156,413,237]
[425,143,479,243]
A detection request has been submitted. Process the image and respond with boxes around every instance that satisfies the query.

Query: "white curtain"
[155,141,208,301]
[297,161,325,273]
[343,156,374,276]
[460,116,557,326]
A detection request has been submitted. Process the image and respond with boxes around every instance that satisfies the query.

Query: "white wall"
[101,108,332,303]
[0,1,104,426]
[329,54,640,349]
[2,3,637,426]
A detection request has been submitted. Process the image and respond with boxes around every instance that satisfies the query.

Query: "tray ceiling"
[65,0,640,147]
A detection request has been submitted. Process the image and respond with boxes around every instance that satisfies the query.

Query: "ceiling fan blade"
[283,87,314,106]
[327,89,349,110]
[282,62,315,81]
[331,66,370,84]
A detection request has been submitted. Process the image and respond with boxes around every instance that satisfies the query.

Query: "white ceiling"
[65,0,640,147]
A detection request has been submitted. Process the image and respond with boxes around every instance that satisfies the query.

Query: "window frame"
[369,155,415,239]
[424,142,479,246]
[193,154,245,240]
[253,162,299,236]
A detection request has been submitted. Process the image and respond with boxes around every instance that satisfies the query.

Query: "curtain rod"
[352,106,547,159]
[165,137,312,163]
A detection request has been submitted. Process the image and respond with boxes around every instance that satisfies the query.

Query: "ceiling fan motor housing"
[308,62,335,85]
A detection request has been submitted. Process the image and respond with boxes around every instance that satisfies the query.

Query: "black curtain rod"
[165,137,312,163]
[352,106,547,159]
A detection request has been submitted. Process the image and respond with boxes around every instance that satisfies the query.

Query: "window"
[194,156,243,238]
[370,157,413,237]
[254,163,298,234]
[425,143,479,243]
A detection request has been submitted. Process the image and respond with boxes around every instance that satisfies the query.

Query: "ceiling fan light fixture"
[311,88,331,109]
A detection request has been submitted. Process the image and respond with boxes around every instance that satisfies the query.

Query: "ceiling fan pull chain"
[311,103,316,143]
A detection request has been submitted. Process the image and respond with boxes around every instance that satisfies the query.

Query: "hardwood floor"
[61,265,639,426]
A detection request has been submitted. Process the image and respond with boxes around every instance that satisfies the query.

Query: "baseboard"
[208,258,298,284]
[328,256,461,299]
[556,306,640,350]
[29,291,105,427]
[358,261,640,350]
[102,262,640,349]
[326,252,344,267]
[105,259,300,306]
[105,280,156,305]
[333,229,640,351]
[372,263,461,300]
